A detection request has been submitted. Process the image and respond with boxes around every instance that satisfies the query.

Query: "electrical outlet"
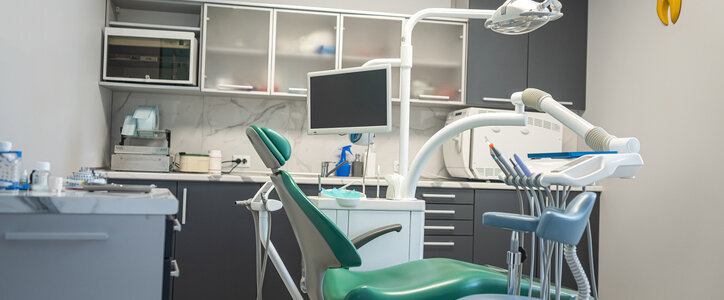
[393,160,399,173]
[233,154,251,168]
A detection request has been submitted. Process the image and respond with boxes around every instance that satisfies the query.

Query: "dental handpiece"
[487,140,517,177]
[489,146,512,177]
[513,154,532,178]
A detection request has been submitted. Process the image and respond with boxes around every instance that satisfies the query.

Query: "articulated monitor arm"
[521,88,640,153]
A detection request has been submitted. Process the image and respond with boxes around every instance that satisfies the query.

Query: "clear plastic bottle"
[31,162,51,192]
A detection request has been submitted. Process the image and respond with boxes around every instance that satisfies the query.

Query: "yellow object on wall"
[657,0,681,25]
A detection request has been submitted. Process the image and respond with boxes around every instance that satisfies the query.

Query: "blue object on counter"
[316,45,335,55]
[527,151,618,159]
[335,145,353,177]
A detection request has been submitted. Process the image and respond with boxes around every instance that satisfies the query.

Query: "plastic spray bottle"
[335,145,353,177]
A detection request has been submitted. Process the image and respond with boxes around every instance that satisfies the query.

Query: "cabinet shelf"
[99,81,201,95]
[205,47,267,56]
[108,21,201,32]
[275,51,336,61]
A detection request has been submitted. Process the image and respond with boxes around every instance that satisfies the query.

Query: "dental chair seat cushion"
[323,258,577,300]
[482,212,539,233]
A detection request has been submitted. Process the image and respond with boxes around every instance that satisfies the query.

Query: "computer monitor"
[307,65,392,135]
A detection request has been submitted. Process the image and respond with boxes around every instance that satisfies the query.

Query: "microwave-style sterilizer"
[442,107,563,181]
[103,27,197,85]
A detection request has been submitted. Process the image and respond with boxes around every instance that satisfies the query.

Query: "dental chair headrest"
[246,125,292,169]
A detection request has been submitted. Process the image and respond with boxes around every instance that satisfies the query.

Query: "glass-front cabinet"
[201,5,272,94]
[410,20,466,103]
[272,10,339,97]
[340,15,403,99]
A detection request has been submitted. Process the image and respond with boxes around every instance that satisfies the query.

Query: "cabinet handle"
[419,94,450,100]
[288,87,308,94]
[181,188,188,225]
[425,209,455,215]
[170,260,180,278]
[217,84,253,90]
[424,225,455,231]
[482,97,512,103]
[424,241,455,247]
[422,193,455,199]
[5,232,108,241]
[559,101,573,106]
[173,218,182,232]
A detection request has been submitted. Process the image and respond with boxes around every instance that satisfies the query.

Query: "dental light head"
[485,0,563,35]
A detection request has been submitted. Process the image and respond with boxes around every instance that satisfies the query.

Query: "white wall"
[586,0,724,298]
[0,0,111,176]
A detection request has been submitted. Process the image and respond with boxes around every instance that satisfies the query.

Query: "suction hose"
[521,88,640,153]
[564,245,591,300]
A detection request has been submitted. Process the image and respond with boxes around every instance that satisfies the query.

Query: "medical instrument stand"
[236,182,304,300]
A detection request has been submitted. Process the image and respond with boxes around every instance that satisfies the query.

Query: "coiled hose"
[564,245,591,300]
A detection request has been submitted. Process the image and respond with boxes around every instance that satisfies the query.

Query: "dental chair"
[246,125,581,300]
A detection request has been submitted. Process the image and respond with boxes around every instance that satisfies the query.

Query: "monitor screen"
[307,65,391,135]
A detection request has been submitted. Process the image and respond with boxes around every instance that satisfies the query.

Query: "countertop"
[103,170,602,192]
[309,196,425,211]
[0,189,178,215]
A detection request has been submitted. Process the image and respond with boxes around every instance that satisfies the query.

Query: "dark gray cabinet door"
[473,190,599,289]
[172,181,307,300]
[528,0,588,110]
[466,0,529,108]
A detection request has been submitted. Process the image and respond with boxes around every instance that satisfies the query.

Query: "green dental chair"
[246,125,578,300]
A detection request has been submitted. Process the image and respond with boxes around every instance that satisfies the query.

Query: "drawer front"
[423,236,473,262]
[424,220,473,236]
[416,188,474,204]
[425,204,474,220]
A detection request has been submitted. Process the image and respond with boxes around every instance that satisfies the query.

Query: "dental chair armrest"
[482,212,539,233]
[351,224,403,249]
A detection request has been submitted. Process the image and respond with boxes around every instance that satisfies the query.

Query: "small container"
[208,150,222,175]
[178,153,210,173]
[0,142,23,190]
[352,154,364,177]
[31,162,51,192]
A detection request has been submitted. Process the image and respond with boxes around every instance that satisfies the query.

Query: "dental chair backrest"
[246,125,361,300]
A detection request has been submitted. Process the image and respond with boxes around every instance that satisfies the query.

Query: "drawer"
[424,220,473,236]
[423,236,473,262]
[416,188,474,204]
[425,204,474,220]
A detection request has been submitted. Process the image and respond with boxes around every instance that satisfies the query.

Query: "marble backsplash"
[110,92,456,178]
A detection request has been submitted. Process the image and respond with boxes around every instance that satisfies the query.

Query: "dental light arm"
[521,88,641,153]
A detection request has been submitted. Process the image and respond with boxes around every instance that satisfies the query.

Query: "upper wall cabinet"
[465,0,588,110]
[465,0,529,109]
[201,5,272,95]
[528,0,588,111]
[272,10,339,97]
[340,15,403,99]
[411,21,466,103]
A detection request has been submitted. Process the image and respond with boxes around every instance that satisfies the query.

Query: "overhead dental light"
[485,0,563,35]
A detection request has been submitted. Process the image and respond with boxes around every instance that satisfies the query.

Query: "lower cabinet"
[109,178,599,298]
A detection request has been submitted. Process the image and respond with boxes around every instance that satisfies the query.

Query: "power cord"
[222,158,247,174]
